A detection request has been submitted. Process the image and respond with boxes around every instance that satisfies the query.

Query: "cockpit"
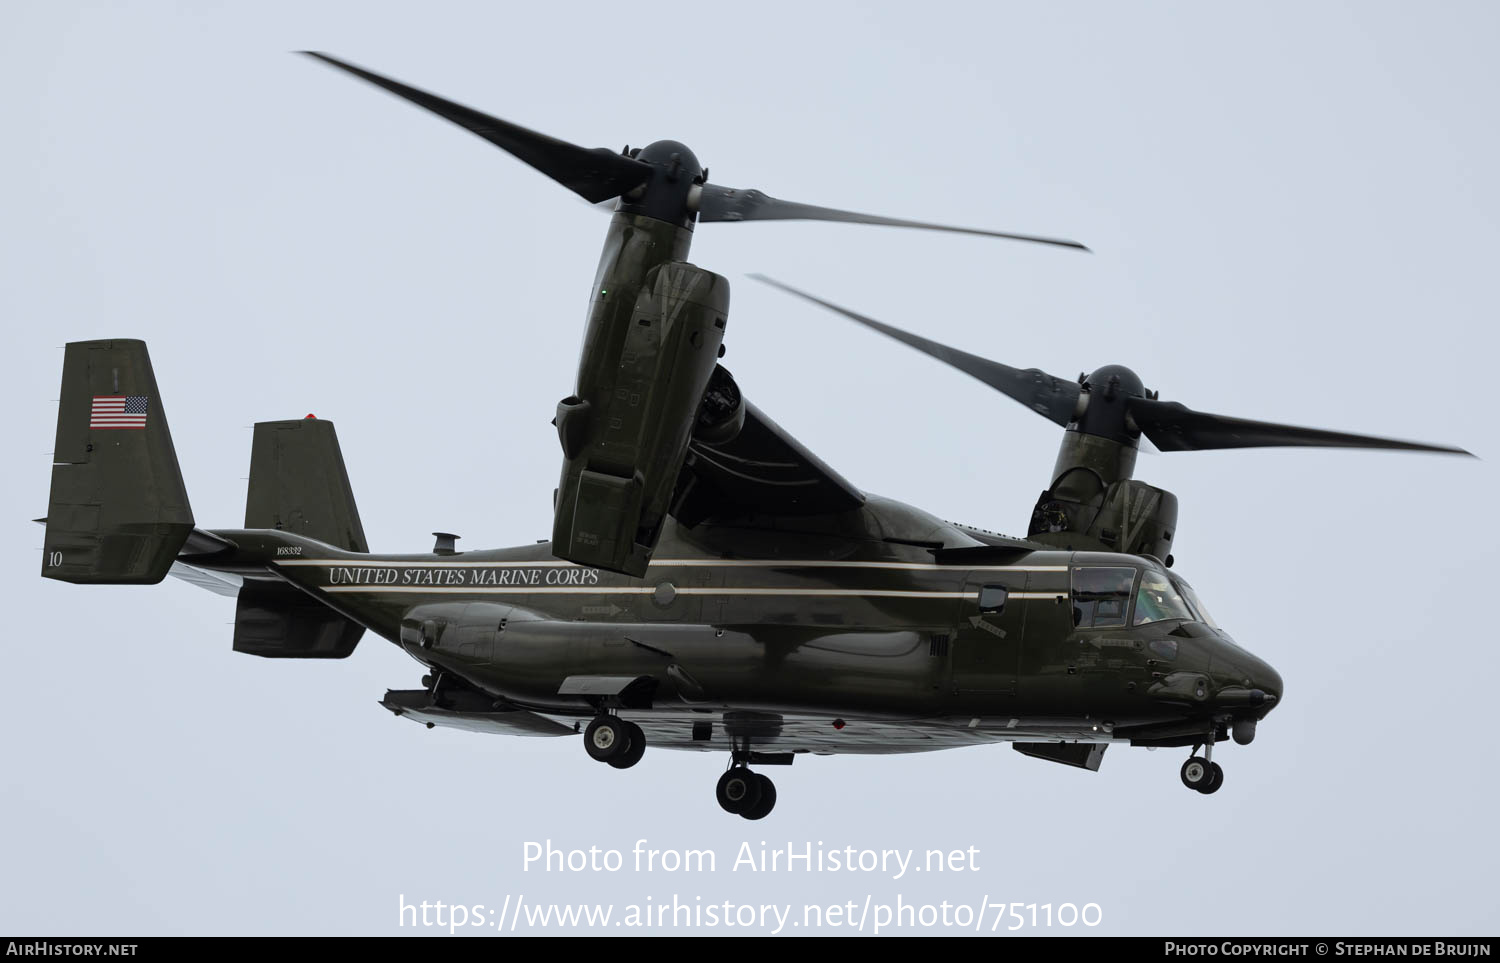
[1133,569,1194,625]
[1167,573,1219,630]
[1070,561,1220,631]
[1066,557,1280,749]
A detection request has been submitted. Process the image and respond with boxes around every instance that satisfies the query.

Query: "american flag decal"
[90,396,149,430]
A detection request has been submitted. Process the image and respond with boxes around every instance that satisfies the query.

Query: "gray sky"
[4,1,1497,936]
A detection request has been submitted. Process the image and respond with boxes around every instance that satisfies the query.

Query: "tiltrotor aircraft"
[39,54,1470,820]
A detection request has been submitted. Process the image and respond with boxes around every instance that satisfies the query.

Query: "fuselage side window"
[1071,567,1136,628]
[1134,569,1195,625]
[978,584,1008,613]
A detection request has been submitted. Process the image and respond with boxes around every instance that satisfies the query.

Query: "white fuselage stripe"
[278,559,580,568]
[321,586,1068,599]
[278,558,1066,573]
[324,587,979,598]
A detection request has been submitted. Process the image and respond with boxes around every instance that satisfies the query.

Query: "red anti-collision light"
[833,718,845,730]
[304,414,317,419]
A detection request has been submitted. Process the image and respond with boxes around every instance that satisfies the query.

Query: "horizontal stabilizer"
[169,561,242,598]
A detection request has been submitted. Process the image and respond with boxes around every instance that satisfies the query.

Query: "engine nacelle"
[1027,431,1178,561]
[552,260,729,576]
[1030,477,1178,561]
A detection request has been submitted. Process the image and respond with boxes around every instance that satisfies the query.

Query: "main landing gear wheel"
[607,722,647,770]
[1180,755,1225,794]
[584,716,630,763]
[716,768,763,815]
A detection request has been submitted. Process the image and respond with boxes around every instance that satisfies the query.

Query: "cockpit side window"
[1071,567,1136,628]
[1134,570,1195,625]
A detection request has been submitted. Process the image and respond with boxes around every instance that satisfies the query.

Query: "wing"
[672,402,865,526]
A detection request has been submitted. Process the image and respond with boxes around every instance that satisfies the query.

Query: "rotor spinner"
[1076,364,1151,446]
[617,140,706,231]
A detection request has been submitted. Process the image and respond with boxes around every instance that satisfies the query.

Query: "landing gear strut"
[1180,740,1224,795]
[583,715,646,769]
[716,765,776,820]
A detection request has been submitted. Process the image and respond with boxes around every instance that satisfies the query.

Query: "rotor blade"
[752,275,1083,426]
[301,52,652,203]
[1129,398,1473,455]
[701,185,1088,251]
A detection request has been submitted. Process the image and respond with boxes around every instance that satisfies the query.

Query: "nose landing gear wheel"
[584,716,629,762]
[1180,756,1210,790]
[716,768,763,814]
[1180,756,1225,794]
[740,774,777,820]
[607,722,647,769]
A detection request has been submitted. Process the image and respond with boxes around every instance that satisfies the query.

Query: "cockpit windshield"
[1133,569,1195,625]
[1171,575,1220,630]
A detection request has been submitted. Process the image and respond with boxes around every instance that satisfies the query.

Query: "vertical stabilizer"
[43,340,193,584]
[245,418,367,552]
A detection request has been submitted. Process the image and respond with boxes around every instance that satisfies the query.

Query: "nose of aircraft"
[1200,642,1282,746]
[1209,642,1284,715]
[1255,660,1284,706]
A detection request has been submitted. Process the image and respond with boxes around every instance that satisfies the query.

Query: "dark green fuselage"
[194,493,1280,754]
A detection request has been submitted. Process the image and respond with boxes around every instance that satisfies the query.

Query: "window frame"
[1069,565,1139,629]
